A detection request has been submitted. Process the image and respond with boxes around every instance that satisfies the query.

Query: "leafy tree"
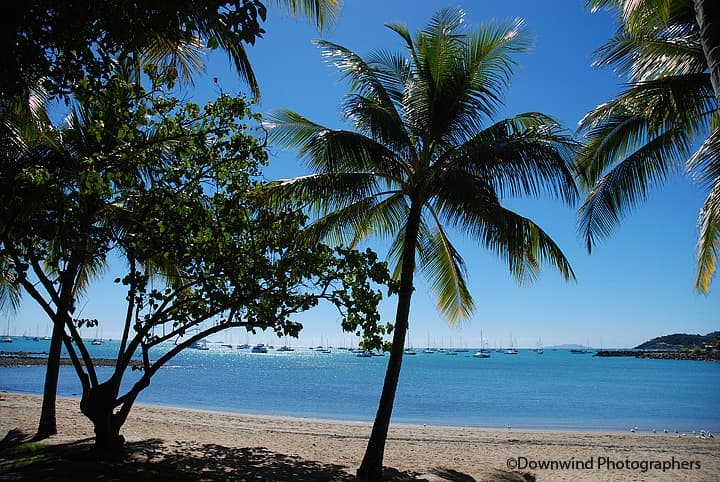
[0,72,392,453]
[1,0,341,440]
[577,0,719,293]
[2,0,340,100]
[263,7,578,480]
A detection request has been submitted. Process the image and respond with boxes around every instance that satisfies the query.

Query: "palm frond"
[695,181,720,293]
[406,15,531,147]
[462,17,531,112]
[687,123,720,189]
[314,39,404,126]
[430,172,574,283]
[142,36,206,84]
[341,94,412,156]
[263,171,382,215]
[588,0,695,32]
[417,219,472,324]
[306,191,408,247]
[578,127,690,250]
[268,0,340,32]
[385,22,415,53]
[212,35,259,100]
[461,201,575,283]
[0,255,23,313]
[588,0,700,83]
[265,109,404,176]
[450,113,578,204]
[594,32,706,81]
[576,73,713,188]
[385,216,432,282]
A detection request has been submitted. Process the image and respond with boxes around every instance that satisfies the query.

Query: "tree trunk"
[694,0,720,102]
[34,317,64,440]
[357,202,421,482]
[80,379,126,456]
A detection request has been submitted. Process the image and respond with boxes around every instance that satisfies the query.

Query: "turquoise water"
[1,338,719,432]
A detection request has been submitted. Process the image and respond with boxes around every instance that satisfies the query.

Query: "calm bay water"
[2,338,719,432]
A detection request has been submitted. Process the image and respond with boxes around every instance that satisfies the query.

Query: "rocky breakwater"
[594,350,720,361]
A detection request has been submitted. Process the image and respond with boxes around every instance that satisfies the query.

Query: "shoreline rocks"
[594,350,720,361]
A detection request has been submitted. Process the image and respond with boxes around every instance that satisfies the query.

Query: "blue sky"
[7,1,718,348]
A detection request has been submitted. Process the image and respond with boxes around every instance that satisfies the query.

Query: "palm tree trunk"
[34,316,64,439]
[694,0,720,101]
[357,201,421,482]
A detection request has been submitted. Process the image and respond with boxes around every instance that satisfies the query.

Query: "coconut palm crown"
[264,8,578,479]
[577,0,719,293]
[265,7,578,324]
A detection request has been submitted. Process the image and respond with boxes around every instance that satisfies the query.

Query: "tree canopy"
[0,69,393,451]
[1,0,341,100]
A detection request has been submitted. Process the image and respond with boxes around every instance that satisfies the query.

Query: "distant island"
[545,344,593,350]
[595,331,720,361]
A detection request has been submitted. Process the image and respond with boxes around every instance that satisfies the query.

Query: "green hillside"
[634,332,720,350]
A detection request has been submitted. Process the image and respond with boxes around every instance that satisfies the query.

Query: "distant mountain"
[634,332,720,350]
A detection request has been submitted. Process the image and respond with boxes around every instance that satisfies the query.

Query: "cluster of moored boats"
[186,341,562,358]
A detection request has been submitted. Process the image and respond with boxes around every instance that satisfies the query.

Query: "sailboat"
[423,332,434,354]
[315,335,331,353]
[237,332,251,349]
[504,334,518,355]
[455,332,469,352]
[221,330,234,349]
[535,338,544,354]
[473,331,491,358]
[2,319,13,343]
[91,325,104,345]
[403,329,416,355]
[277,335,295,351]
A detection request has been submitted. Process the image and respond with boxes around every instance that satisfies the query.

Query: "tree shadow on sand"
[0,432,534,482]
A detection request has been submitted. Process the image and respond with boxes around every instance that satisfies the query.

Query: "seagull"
[663,429,669,433]
[630,427,636,433]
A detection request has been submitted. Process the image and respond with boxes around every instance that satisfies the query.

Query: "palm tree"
[264,7,578,480]
[577,0,719,293]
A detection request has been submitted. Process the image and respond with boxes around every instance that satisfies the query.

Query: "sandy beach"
[1,392,718,481]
